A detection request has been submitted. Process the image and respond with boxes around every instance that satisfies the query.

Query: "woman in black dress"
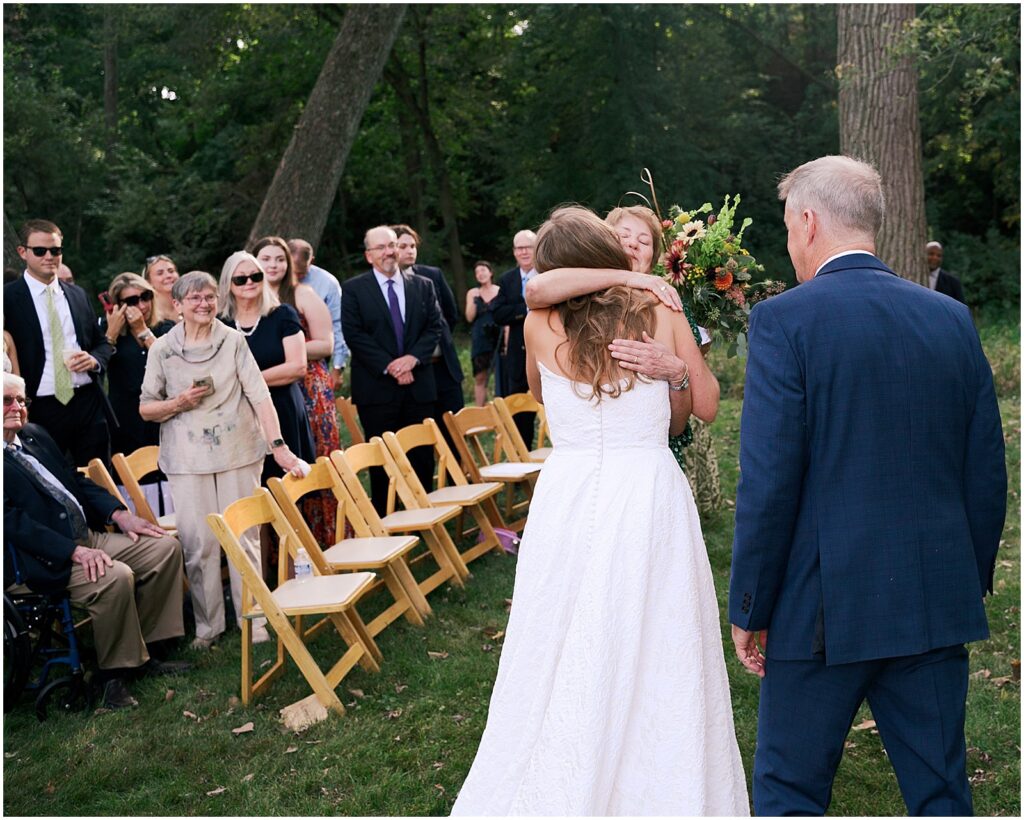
[217,251,315,482]
[464,260,501,406]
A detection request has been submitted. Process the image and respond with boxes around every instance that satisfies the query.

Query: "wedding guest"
[4,328,19,374]
[253,236,337,545]
[5,372,189,710]
[492,229,537,445]
[57,263,74,284]
[140,271,304,649]
[288,238,349,388]
[393,224,465,428]
[220,249,316,483]
[143,254,181,324]
[731,155,1005,815]
[925,240,967,305]
[465,260,501,406]
[341,225,443,514]
[4,219,114,467]
[101,273,176,516]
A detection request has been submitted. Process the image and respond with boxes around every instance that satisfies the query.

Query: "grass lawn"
[4,320,1019,816]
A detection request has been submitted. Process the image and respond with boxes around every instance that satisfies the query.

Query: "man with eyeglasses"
[341,225,444,513]
[492,229,538,447]
[3,371,190,710]
[3,219,114,466]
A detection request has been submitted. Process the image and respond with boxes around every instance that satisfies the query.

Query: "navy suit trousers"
[755,644,971,816]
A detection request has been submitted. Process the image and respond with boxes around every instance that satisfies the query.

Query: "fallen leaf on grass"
[206,786,227,796]
[452,714,466,723]
[4,752,16,759]
[432,761,444,770]
[165,689,175,702]
[45,782,56,794]
[394,683,408,694]
[385,709,403,719]
[990,676,1014,688]
[503,598,513,610]
[347,688,365,699]
[183,710,200,721]
[844,741,857,750]
[232,722,255,735]
[972,668,992,680]
[434,784,446,795]
[282,745,299,754]
[228,696,240,707]
[481,644,493,652]
[259,659,272,669]
[999,560,1014,569]
[241,773,254,783]
[427,650,449,660]
[1012,659,1021,681]
[851,719,876,731]
[305,740,323,745]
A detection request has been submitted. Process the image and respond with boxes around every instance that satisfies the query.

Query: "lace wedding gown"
[451,362,749,816]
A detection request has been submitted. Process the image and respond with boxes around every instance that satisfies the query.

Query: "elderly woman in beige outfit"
[140,271,303,649]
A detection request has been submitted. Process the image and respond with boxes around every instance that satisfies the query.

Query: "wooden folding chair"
[443,405,542,532]
[494,393,552,463]
[267,458,431,638]
[206,488,381,715]
[84,458,129,508]
[329,444,470,591]
[111,446,176,533]
[382,420,506,566]
[335,396,364,445]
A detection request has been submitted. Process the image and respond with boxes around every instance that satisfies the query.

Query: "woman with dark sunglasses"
[101,273,175,459]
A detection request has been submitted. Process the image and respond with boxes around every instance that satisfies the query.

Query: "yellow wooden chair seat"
[479,462,542,481]
[246,572,376,619]
[529,447,552,462]
[426,482,502,506]
[157,513,176,531]
[380,504,461,531]
[322,535,420,570]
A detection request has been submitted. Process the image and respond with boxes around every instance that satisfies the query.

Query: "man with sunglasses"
[3,219,114,466]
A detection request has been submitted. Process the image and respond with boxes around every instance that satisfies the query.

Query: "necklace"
[237,316,261,337]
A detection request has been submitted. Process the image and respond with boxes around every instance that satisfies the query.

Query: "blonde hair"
[535,206,657,400]
[778,155,885,237]
[218,251,279,321]
[107,272,158,329]
[605,205,663,273]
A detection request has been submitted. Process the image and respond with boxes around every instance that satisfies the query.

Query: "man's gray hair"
[363,225,396,250]
[777,155,885,237]
[925,240,942,250]
[171,270,218,302]
[513,229,537,246]
[4,371,26,394]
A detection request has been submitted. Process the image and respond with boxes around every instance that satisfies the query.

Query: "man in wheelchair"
[4,373,189,709]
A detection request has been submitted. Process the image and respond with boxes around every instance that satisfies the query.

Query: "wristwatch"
[269,438,286,449]
[136,329,154,342]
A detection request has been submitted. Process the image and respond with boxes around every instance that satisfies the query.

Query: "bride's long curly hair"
[535,206,658,400]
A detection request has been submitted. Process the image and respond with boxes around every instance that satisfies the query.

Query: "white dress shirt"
[373,268,406,321]
[23,273,91,395]
[928,267,940,290]
[6,435,88,522]
[813,249,877,278]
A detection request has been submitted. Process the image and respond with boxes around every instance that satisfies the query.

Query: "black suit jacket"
[935,268,967,305]
[491,266,529,393]
[341,270,444,406]
[4,423,124,593]
[412,264,464,384]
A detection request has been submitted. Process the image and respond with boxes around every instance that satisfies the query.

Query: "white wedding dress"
[451,361,750,816]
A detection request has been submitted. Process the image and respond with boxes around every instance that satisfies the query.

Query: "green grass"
[4,321,1019,816]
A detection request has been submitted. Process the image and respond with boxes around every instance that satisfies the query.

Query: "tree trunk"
[103,6,118,147]
[4,213,22,275]
[838,4,927,284]
[248,5,407,248]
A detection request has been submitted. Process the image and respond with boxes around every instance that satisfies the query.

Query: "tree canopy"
[4,3,1019,314]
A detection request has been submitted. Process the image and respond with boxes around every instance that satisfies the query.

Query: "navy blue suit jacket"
[341,270,443,407]
[729,253,1005,665]
[412,263,464,384]
[4,423,124,593]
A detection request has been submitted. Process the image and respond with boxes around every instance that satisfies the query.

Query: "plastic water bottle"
[294,547,313,582]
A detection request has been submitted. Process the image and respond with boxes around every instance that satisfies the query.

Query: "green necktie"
[45,286,75,405]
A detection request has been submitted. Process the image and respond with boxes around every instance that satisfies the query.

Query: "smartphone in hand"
[98,291,115,315]
[192,376,214,394]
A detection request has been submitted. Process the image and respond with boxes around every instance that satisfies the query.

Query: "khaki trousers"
[68,531,183,669]
[168,462,263,641]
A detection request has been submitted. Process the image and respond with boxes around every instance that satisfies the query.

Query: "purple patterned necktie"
[387,278,404,354]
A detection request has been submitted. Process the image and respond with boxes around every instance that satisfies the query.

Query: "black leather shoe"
[102,677,139,710]
[142,658,192,677]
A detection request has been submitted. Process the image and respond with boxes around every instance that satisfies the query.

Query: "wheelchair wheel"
[4,594,32,713]
[35,673,93,721]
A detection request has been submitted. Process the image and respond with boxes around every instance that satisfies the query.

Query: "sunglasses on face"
[24,246,63,258]
[231,271,265,286]
[3,395,31,408]
[119,292,154,307]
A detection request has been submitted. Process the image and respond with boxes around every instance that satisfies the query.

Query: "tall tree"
[838,4,927,284]
[248,4,407,247]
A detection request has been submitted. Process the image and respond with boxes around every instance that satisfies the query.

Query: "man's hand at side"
[71,545,114,583]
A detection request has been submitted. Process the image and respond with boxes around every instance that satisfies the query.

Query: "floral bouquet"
[652,194,786,357]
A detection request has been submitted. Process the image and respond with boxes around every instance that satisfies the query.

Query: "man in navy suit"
[492,229,537,447]
[341,225,443,513]
[393,224,466,435]
[729,156,1006,815]
[925,240,967,305]
[3,219,114,466]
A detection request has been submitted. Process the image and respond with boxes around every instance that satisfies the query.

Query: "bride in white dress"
[451,207,749,816]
